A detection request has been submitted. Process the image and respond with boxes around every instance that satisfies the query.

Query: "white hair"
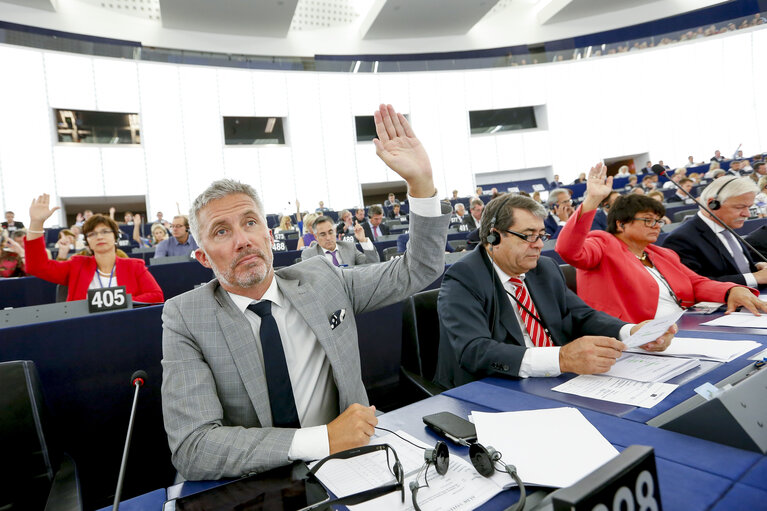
[699,176,759,205]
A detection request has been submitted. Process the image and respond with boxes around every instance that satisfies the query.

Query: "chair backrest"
[383,246,402,261]
[559,264,577,294]
[448,239,467,252]
[401,289,440,381]
[0,360,58,510]
[673,208,698,223]
[55,284,68,303]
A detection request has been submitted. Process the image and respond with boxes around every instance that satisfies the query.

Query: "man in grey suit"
[161,104,450,481]
[300,216,379,266]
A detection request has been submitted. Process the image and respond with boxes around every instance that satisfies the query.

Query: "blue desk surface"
[710,483,767,511]
[96,488,166,511]
[444,381,763,511]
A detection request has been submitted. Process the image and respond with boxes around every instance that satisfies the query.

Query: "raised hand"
[353,220,367,243]
[581,163,614,212]
[29,193,60,225]
[373,104,434,198]
[134,213,142,224]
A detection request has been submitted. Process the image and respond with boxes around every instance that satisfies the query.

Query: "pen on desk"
[731,358,765,386]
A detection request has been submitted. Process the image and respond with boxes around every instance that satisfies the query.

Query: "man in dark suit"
[363,205,390,241]
[463,198,484,230]
[662,176,767,287]
[2,211,24,232]
[591,191,619,231]
[544,188,573,239]
[666,178,695,203]
[434,194,674,388]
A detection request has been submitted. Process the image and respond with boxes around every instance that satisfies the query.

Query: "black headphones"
[486,194,515,246]
[410,439,526,511]
[709,176,738,210]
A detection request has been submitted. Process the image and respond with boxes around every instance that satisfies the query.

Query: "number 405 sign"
[87,286,130,313]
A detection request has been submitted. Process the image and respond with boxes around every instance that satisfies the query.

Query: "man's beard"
[208,248,273,288]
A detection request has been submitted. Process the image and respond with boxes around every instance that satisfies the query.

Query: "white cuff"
[359,239,375,250]
[407,194,441,217]
[745,273,758,288]
[518,347,562,378]
[617,324,635,344]
[288,425,330,462]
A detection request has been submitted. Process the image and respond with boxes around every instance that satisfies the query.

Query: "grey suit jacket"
[300,239,379,266]
[161,207,450,480]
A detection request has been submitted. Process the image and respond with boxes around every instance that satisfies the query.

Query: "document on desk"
[472,408,618,488]
[628,336,762,362]
[552,375,677,408]
[700,312,767,329]
[310,430,503,511]
[624,310,684,348]
[750,347,767,361]
[603,352,700,382]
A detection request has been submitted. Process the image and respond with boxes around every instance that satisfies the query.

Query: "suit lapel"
[213,286,273,425]
[693,217,740,273]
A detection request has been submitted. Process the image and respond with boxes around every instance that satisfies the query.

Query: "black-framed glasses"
[631,217,667,227]
[301,444,404,510]
[504,229,551,243]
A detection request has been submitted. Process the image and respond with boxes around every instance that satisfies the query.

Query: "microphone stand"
[654,165,767,264]
[113,370,147,510]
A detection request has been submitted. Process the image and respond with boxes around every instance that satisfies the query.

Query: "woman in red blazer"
[25,194,163,303]
[555,164,763,323]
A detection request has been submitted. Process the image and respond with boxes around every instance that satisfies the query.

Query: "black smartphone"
[422,411,477,443]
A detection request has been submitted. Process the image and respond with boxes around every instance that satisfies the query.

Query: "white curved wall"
[0,26,766,224]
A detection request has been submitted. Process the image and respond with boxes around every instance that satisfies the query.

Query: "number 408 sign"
[87,286,129,313]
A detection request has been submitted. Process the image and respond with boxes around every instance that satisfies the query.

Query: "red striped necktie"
[508,277,553,347]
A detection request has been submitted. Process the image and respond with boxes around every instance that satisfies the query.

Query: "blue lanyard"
[97,265,115,288]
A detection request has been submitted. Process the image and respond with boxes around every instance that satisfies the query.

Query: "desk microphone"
[652,164,767,263]
[113,370,147,511]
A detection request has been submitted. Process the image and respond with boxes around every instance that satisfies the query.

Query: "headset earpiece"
[710,177,737,211]
[424,441,449,475]
[469,443,495,477]
[409,481,419,492]
[486,229,500,246]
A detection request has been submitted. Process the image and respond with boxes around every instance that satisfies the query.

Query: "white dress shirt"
[492,262,633,378]
[697,211,757,287]
[227,193,441,462]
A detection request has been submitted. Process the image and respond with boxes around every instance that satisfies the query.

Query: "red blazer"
[555,206,749,323]
[25,236,164,303]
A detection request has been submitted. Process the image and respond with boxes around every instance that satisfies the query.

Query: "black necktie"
[247,301,300,428]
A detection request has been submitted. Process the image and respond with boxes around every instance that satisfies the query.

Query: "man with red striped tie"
[434,193,676,388]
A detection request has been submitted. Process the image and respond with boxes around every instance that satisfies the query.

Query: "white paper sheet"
[471,408,618,488]
[310,430,504,511]
[604,352,700,382]
[750,347,767,361]
[700,312,767,329]
[628,336,762,362]
[551,375,677,408]
[625,310,684,348]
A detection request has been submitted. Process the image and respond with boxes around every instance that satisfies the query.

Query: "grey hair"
[189,179,263,247]
[547,188,569,206]
[480,193,547,244]
[699,176,759,205]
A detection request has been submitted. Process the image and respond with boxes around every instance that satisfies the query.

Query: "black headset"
[485,194,515,246]
[410,438,526,511]
[708,176,738,210]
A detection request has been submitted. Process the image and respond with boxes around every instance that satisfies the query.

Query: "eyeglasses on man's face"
[504,229,551,243]
[632,217,667,227]
[170,224,186,230]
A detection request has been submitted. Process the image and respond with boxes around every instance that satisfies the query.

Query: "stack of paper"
[700,312,767,329]
[629,336,762,362]
[310,430,504,511]
[604,352,700,382]
[552,376,677,408]
[472,408,619,488]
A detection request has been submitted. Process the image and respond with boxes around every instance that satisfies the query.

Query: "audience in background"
[624,175,638,190]
[155,215,198,258]
[301,215,379,266]
[475,186,484,195]
[297,212,318,250]
[54,229,81,260]
[711,150,725,162]
[666,178,695,203]
[388,203,406,220]
[550,174,563,189]
[640,161,653,174]
[335,209,354,239]
[662,168,686,189]
[316,201,330,213]
[274,215,294,234]
[464,198,484,230]
[544,188,574,238]
[24,196,163,302]
[451,190,459,200]
[615,165,630,177]
[363,205,389,241]
[354,207,367,225]
[2,211,24,232]
[572,172,587,184]
[133,214,168,248]
[384,193,400,207]
[0,229,25,277]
